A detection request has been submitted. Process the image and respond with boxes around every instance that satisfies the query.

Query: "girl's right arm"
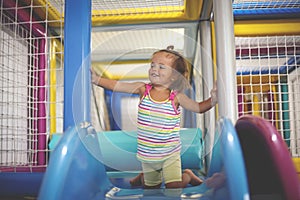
[91,68,145,94]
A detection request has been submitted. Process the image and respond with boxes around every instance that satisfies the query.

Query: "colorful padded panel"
[235,115,300,200]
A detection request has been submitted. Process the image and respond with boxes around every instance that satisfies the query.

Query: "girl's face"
[149,52,175,88]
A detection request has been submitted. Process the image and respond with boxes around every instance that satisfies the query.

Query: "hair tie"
[166,45,174,51]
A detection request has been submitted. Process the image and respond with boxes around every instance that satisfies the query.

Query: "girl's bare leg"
[130,173,144,186]
[183,169,203,186]
[165,169,203,188]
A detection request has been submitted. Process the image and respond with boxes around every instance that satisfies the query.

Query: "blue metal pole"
[63,0,91,130]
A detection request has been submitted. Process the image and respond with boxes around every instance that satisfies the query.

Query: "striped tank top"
[137,84,181,162]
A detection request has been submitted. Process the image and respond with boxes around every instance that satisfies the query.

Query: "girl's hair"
[152,45,191,92]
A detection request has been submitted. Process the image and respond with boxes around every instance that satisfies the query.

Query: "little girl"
[92,46,217,189]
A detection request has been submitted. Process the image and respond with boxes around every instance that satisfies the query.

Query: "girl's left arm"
[177,83,217,113]
[176,93,214,113]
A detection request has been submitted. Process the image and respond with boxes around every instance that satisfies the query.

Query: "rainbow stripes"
[137,84,181,162]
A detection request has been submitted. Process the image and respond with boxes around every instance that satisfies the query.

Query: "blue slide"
[38,117,249,200]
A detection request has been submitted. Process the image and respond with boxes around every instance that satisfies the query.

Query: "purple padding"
[235,115,300,200]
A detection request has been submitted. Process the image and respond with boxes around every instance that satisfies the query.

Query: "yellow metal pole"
[50,39,57,137]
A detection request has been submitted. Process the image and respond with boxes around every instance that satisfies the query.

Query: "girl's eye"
[150,63,167,69]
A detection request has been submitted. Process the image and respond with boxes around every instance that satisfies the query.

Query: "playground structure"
[0,0,300,199]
